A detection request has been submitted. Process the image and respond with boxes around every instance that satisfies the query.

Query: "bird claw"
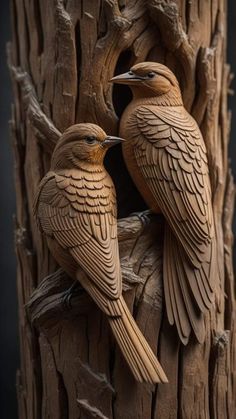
[130,210,152,227]
[62,281,80,310]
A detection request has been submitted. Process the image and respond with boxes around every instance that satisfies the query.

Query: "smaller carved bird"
[34,123,167,384]
[111,62,216,345]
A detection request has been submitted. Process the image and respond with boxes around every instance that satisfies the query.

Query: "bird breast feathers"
[35,170,117,245]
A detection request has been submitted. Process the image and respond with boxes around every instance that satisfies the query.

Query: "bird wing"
[127,105,215,342]
[34,169,121,300]
[130,105,214,269]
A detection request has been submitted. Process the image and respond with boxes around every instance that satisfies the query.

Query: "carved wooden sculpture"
[111,62,216,344]
[9,1,236,417]
[33,122,167,384]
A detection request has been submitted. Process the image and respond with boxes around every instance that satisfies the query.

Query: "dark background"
[0,2,235,418]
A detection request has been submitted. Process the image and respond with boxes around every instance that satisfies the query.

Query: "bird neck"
[74,160,104,173]
[131,85,183,107]
[51,156,104,173]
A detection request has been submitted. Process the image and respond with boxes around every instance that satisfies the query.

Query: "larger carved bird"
[111,62,215,345]
[34,123,167,383]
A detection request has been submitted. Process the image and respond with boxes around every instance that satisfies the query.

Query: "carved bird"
[34,123,167,383]
[111,62,215,345]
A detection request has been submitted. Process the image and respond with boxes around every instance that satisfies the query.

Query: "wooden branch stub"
[27,212,164,330]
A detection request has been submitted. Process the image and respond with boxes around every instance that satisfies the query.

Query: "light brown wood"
[34,122,167,384]
[9,0,235,418]
[112,62,215,345]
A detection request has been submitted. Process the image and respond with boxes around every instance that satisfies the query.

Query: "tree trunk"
[9,1,235,418]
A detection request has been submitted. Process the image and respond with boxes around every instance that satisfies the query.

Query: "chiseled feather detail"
[34,123,168,384]
[35,169,121,300]
[123,104,215,344]
[133,105,214,268]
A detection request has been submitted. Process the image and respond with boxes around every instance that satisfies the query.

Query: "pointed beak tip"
[109,72,145,84]
[109,72,132,84]
[103,136,125,147]
[109,75,123,84]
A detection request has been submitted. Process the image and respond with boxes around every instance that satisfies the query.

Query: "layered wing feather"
[131,105,214,269]
[126,105,215,342]
[34,167,168,383]
[34,169,121,301]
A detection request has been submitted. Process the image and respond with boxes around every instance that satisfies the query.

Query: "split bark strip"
[9,0,236,418]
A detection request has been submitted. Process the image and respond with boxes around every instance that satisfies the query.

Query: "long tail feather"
[108,296,168,383]
[164,224,213,344]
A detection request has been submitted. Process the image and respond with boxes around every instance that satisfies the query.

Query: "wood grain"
[113,62,215,345]
[9,0,235,418]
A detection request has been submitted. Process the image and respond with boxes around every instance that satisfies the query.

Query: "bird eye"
[85,136,97,145]
[128,71,133,75]
[147,72,155,78]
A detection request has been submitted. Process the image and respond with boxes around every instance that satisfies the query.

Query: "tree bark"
[9,1,235,418]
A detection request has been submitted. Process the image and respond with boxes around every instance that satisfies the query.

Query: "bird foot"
[62,281,81,310]
[130,210,152,227]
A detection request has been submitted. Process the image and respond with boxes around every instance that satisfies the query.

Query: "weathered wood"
[9,0,235,418]
[26,213,160,327]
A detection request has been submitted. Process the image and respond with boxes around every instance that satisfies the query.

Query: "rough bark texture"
[9,1,235,418]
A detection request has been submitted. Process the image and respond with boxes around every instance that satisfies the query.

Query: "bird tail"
[163,224,214,345]
[108,295,168,384]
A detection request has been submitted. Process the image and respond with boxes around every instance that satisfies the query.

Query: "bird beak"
[110,72,144,84]
[103,136,125,148]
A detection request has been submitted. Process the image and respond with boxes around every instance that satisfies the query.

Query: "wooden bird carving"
[34,123,167,383]
[111,63,215,345]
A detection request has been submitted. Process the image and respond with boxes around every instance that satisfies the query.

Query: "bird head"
[110,62,182,103]
[51,123,124,169]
